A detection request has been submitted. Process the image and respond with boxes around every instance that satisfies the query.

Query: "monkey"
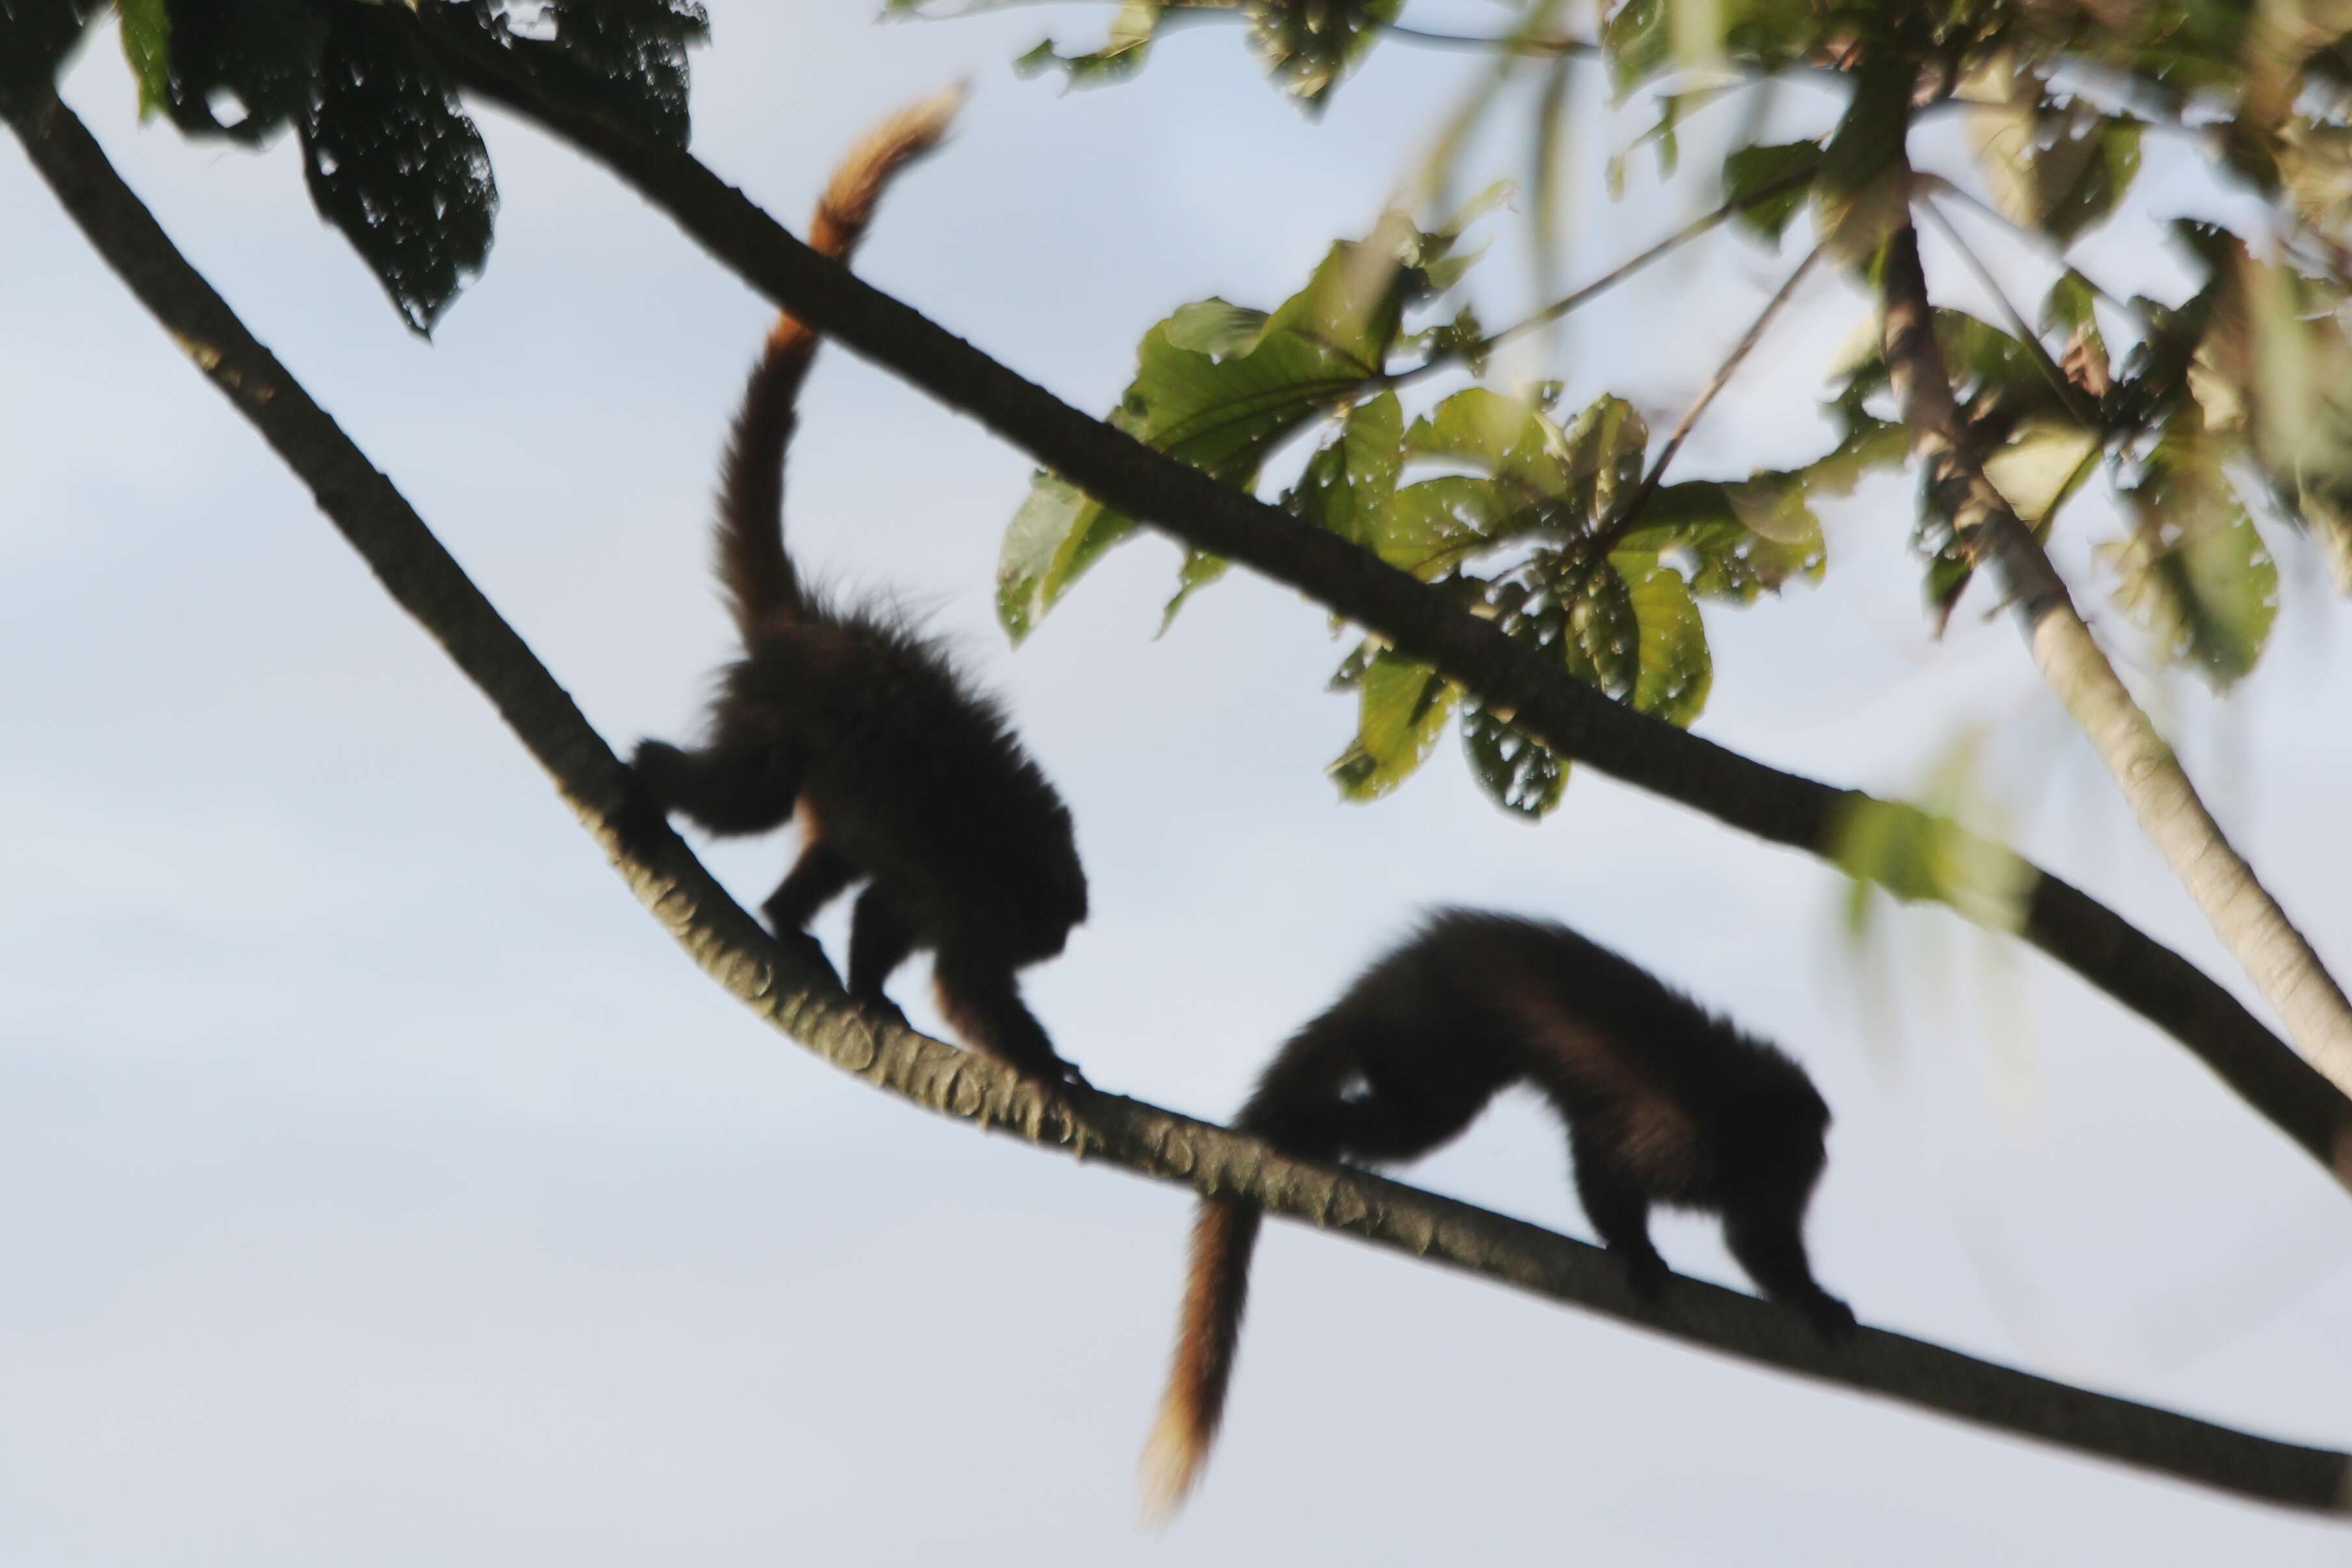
[620,88,1090,1088]
[1140,909,1853,1521]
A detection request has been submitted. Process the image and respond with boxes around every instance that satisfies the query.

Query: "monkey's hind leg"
[1572,1153,1670,1303]
[845,883,918,1025]
[1723,1197,1855,1341]
[761,839,856,934]
[932,945,1087,1089]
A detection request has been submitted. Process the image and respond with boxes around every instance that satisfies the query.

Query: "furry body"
[626,90,1089,1084]
[1142,909,1852,1519]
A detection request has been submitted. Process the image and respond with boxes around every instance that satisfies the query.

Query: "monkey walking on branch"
[624,88,1091,1087]
[1142,909,1854,1519]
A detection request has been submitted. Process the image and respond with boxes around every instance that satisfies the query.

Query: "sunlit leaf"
[1607,549,1714,724]
[1329,650,1459,800]
[1288,391,1405,551]
[1014,0,1159,90]
[1000,212,1459,636]
[1964,58,2143,245]
[117,0,171,118]
[1159,550,1230,635]
[1981,420,2101,527]
[2104,422,2279,685]
[1617,479,1827,601]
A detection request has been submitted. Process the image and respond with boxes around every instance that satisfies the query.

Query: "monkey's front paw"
[1804,1293,1858,1344]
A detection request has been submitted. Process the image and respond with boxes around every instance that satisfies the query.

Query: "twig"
[1602,241,1823,543]
[1920,198,2104,432]
[14,87,2352,1514]
[1384,161,1821,387]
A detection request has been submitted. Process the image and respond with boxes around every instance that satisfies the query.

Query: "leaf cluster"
[8,0,707,332]
[998,204,1823,818]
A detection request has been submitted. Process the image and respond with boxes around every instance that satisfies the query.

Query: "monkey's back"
[725,606,1086,959]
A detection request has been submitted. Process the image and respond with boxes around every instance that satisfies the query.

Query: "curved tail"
[1139,1197,1264,1527]
[715,84,967,643]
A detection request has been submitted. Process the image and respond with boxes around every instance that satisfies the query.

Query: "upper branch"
[12,86,2351,1517]
[395,8,2352,1190]
[1879,207,2352,1098]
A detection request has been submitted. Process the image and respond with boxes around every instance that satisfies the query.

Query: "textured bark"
[14,86,2352,1518]
[391,10,2352,1189]
[1877,221,2352,1098]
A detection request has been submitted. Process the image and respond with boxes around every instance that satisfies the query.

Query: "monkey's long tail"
[713,84,966,645]
[1139,1197,1264,1527]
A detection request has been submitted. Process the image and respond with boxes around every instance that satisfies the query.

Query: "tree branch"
[14,86,2352,1517]
[1877,210,2352,1099]
[1604,241,1822,543]
[386,10,2352,1191]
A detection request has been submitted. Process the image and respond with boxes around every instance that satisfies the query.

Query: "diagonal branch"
[13,86,2352,1517]
[1604,241,1823,543]
[390,10,2352,1189]
[1877,209,2352,1101]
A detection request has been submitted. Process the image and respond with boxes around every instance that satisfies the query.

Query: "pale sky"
[7,5,2352,1563]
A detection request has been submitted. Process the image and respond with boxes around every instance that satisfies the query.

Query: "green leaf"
[1602,0,1672,94]
[1831,796,2030,934]
[1617,479,1827,601]
[1162,300,1271,359]
[1250,0,1405,112]
[117,0,171,119]
[1288,391,1405,550]
[1159,550,1229,636]
[1014,0,1159,90]
[998,466,1137,644]
[1609,551,1713,725]
[1329,651,1459,801]
[998,216,1431,637]
[2104,423,2279,686]
[1812,68,1911,266]
[1723,140,1821,242]
[1980,420,2101,528]
[1462,698,1567,818]
[1964,66,2143,245]
[1372,477,1544,577]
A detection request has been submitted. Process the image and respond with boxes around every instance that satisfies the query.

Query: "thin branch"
[1603,241,1823,543]
[1919,198,2104,432]
[1384,161,1820,387]
[1877,208,2352,1095]
[15,87,2352,1516]
[385,5,2352,1186]
[1911,172,2153,331]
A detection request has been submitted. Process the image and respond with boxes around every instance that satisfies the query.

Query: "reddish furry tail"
[1139,1198,1263,1527]
[714,84,967,644]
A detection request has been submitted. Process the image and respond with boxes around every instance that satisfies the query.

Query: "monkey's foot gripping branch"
[14,86,2352,1521]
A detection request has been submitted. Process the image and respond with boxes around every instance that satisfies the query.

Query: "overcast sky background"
[7,4,2352,1562]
